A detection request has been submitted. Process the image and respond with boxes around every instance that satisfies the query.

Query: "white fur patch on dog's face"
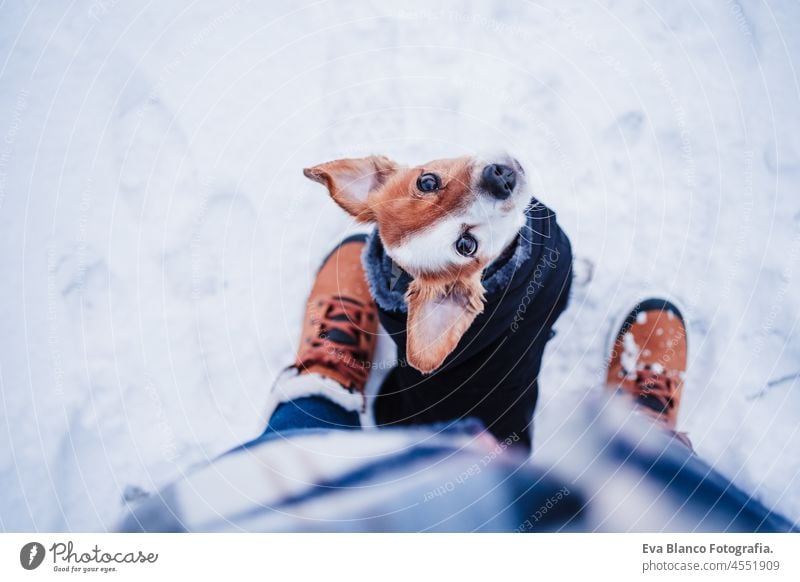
[385,153,530,278]
[387,191,528,274]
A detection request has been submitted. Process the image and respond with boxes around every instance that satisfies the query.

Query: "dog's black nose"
[480,164,517,200]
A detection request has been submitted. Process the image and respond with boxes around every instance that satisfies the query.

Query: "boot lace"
[634,367,675,415]
[297,295,373,389]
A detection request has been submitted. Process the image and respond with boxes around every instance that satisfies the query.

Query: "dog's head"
[304,153,530,373]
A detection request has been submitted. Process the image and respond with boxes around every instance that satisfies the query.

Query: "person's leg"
[240,234,378,449]
[237,395,361,450]
[602,405,797,531]
[268,397,360,431]
[601,298,795,530]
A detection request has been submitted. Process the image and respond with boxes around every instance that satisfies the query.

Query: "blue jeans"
[239,397,361,450]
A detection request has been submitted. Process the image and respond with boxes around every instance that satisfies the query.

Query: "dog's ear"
[303,156,398,222]
[405,273,485,374]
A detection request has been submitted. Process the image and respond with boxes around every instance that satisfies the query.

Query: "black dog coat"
[363,198,573,449]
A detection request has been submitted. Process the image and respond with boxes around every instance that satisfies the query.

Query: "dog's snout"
[480,164,517,200]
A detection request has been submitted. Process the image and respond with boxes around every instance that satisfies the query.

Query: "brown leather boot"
[606,298,691,447]
[293,234,378,399]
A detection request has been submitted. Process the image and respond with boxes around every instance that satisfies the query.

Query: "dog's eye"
[416,172,441,192]
[455,233,478,257]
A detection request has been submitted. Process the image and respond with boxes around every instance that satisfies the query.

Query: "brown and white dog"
[304,153,531,373]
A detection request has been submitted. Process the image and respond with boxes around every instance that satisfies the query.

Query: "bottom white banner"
[1,533,798,581]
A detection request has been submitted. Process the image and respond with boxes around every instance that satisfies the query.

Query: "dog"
[304,153,572,447]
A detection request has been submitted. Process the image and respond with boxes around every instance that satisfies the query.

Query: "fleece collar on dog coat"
[363,198,554,313]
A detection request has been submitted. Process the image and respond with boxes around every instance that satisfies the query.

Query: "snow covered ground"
[1,0,799,531]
